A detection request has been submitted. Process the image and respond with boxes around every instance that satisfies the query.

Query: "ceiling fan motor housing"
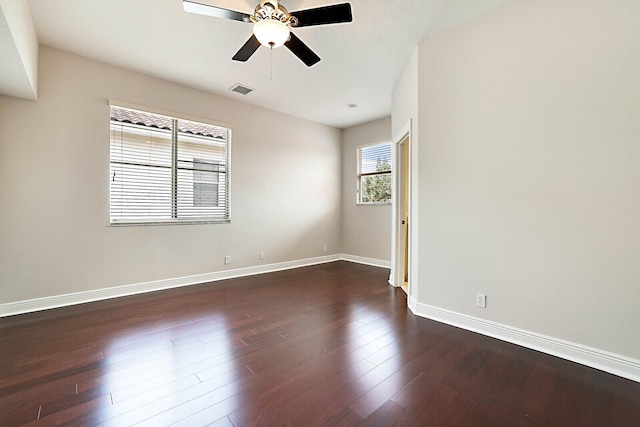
[251,1,298,27]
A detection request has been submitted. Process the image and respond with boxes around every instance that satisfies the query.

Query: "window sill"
[110,219,231,227]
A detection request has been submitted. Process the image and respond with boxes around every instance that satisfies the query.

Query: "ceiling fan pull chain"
[270,44,273,81]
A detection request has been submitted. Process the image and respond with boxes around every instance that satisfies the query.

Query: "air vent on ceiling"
[229,83,254,95]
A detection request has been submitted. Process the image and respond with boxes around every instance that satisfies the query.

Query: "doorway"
[391,125,411,296]
[398,135,410,294]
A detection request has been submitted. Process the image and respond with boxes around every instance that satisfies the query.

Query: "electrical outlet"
[476,293,486,308]
[323,244,328,252]
[225,256,231,265]
[260,252,265,260]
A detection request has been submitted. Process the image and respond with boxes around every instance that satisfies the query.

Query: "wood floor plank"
[1,261,639,426]
[505,359,558,425]
[540,359,586,426]
[357,400,407,426]
[21,394,113,427]
[392,382,459,427]
[228,357,378,426]
[324,406,366,427]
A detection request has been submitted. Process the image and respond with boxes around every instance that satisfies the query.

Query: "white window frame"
[356,141,392,205]
[109,100,232,225]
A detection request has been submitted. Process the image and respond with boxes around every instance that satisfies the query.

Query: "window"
[192,159,220,207]
[109,104,231,224]
[357,142,392,204]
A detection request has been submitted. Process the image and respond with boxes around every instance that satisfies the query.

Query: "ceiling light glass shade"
[253,19,290,48]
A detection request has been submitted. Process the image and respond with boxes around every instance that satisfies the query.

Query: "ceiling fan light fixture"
[253,19,290,48]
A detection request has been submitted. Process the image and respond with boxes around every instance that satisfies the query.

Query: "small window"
[110,104,231,225]
[357,142,392,204]
[192,159,220,207]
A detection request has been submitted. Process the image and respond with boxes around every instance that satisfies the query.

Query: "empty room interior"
[1,0,639,425]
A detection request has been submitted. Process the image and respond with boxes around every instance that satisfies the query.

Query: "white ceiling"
[19,0,510,129]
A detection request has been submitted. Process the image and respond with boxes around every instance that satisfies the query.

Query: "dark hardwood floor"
[1,261,639,426]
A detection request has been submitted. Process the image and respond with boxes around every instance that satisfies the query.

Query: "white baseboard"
[407,294,419,314]
[0,254,341,317]
[340,254,391,269]
[413,302,640,383]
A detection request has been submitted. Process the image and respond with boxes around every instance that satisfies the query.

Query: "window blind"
[110,105,230,224]
[356,142,392,204]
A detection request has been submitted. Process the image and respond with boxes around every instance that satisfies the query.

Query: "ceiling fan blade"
[183,0,251,22]
[291,3,353,28]
[285,33,321,67]
[232,35,261,62]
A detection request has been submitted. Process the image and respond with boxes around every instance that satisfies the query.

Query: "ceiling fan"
[183,0,353,67]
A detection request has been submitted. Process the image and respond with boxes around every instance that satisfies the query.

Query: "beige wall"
[0,46,342,303]
[341,117,392,262]
[391,48,418,141]
[415,0,640,359]
[391,48,420,299]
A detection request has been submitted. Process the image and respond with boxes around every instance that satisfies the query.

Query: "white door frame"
[390,120,413,295]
